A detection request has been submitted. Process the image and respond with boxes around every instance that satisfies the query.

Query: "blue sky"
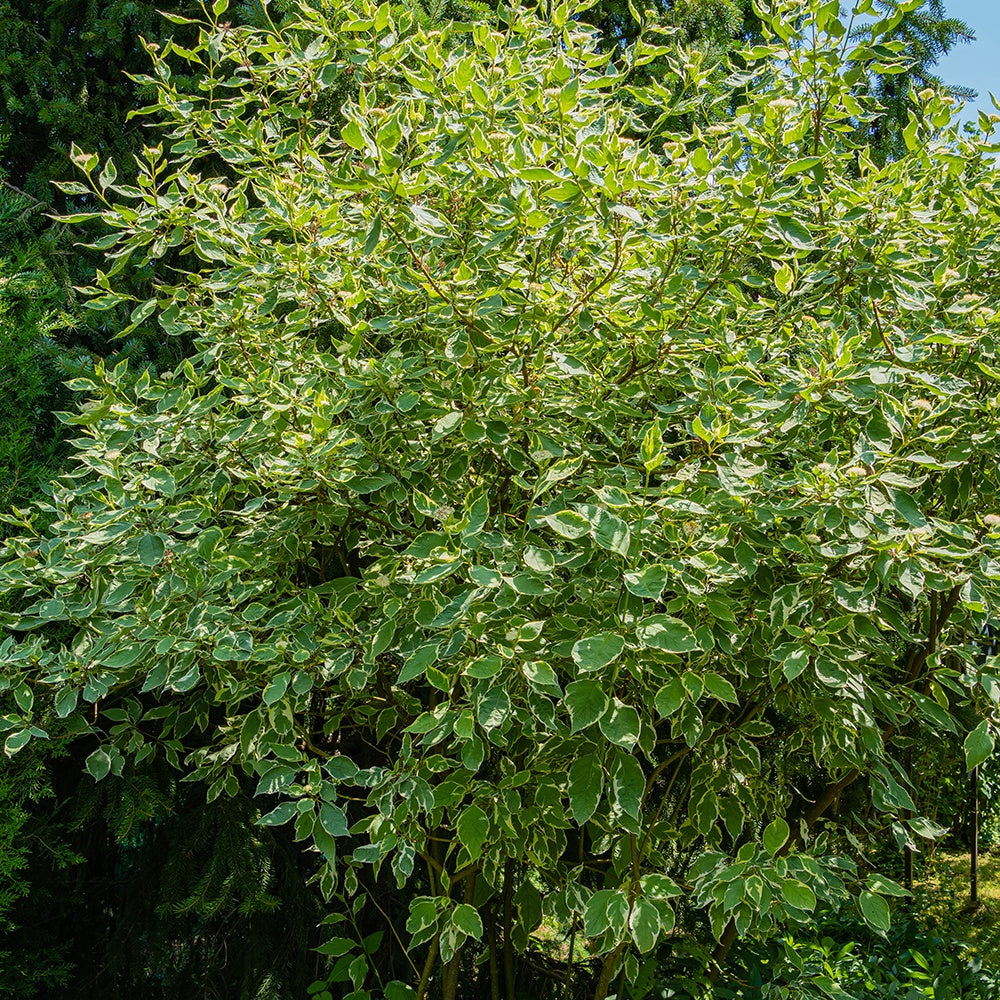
[933,0,1000,125]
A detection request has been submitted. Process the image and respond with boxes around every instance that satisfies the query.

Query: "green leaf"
[55,687,79,718]
[258,801,299,826]
[374,1,392,31]
[452,903,483,939]
[13,682,32,712]
[523,659,559,692]
[138,533,165,567]
[413,562,461,584]
[469,566,502,587]
[567,753,604,824]
[733,540,758,576]
[364,213,382,255]
[317,936,356,956]
[624,565,668,599]
[342,121,366,150]
[782,648,810,681]
[263,672,290,705]
[86,748,111,780]
[965,720,994,770]
[456,803,490,858]
[519,166,564,182]
[629,898,661,953]
[535,456,582,495]
[720,797,744,841]
[559,77,579,113]
[130,298,156,325]
[636,616,698,653]
[256,764,297,795]
[477,687,511,729]
[565,679,609,733]
[52,181,94,197]
[703,673,738,705]
[544,510,590,539]
[653,678,685,717]
[4,731,31,755]
[892,490,926,527]
[510,572,546,595]
[640,874,682,900]
[37,599,64,619]
[763,817,789,857]
[591,509,630,556]
[611,752,644,820]
[523,546,555,573]
[772,214,815,249]
[319,803,350,837]
[691,146,711,176]
[583,889,617,937]
[141,467,176,496]
[398,643,439,684]
[98,158,118,190]
[385,982,416,1000]
[781,879,816,911]
[102,644,148,669]
[780,156,822,177]
[640,422,663,471]
[859,890,891,932]
[348,472,396,494]
[376,119,402,152]
[370,619,395,658]
[911,691,956,733]
[599,701,640,749]
[572,633,624,672]
[866,874,910,898]
[429,588,477,628]
[405,898,438,935]
[411,205,448,232]
[465,655,502,680]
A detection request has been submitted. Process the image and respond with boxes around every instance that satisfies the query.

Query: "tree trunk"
[416,934,441,1000]
[971,764,979,907]
[593,944,624,1000]
[486,910,500,1000]
[443,876,477,1000]
[903,805,913,893]
[502,861,516,1000]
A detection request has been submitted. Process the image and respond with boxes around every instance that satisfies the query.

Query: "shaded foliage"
[0,744,328,999]
[0,181,75,516]
[0,744,77,999]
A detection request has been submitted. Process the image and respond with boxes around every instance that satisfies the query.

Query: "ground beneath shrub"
[912,850,1000,963]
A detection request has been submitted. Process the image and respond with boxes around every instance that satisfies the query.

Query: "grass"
[912,848,1000,964]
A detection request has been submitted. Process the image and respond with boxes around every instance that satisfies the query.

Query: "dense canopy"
[2,0,1000,997]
